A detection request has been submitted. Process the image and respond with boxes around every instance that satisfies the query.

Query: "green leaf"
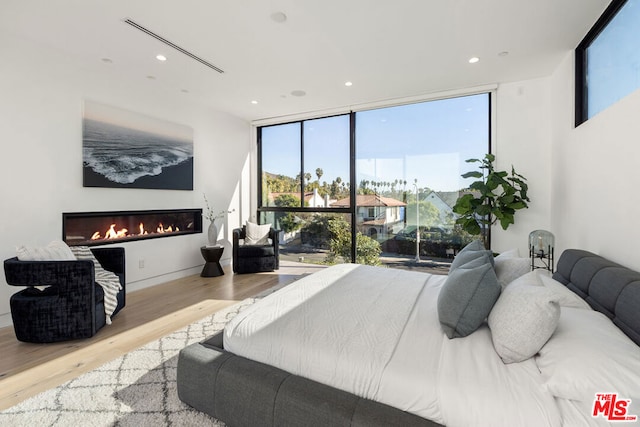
[476,204,492,216]
[463,218,482,235]
[499,215,514,230]
[461,171,483,179]
[508,201,527,210]
[469,181,488,192]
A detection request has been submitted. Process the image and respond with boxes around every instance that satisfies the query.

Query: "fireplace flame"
[106,224,128,239]
[90,221,180,241]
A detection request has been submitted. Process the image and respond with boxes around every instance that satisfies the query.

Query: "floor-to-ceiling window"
[259,114,353,265]
[355,94,489,267]
[257,93,490,271]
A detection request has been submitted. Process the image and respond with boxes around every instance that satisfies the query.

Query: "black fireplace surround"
[63,209,202,247]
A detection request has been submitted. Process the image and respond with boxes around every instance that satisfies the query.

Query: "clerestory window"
[576,0,640,125]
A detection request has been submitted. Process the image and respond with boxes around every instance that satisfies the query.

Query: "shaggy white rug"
[0,298,258,427]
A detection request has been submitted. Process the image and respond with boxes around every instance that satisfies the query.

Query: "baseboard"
[126,265,204,293]
[0,312,12,330]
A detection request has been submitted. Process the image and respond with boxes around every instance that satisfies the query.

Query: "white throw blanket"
[70,246,122,325]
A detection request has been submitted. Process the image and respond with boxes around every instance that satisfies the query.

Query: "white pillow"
[539,275,592,310]
[497,248,520,258]
[535,307,640,402]
[488,280,560,363]
[494,256,531,288]
[16,240,76,261]
[245,221,271,245]
[493,249,529,286]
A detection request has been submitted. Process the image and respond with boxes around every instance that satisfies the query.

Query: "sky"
[83,100,193,142]
[261,93,489,192]
[587,0,640,119]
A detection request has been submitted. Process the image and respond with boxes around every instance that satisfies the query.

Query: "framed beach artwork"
[82,101,194,190]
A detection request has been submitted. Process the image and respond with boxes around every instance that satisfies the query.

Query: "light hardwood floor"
[0,261,325,411]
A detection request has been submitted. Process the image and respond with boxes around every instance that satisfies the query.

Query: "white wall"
[549,52,640,271]
[0,32,252,327]
[492,78,553,256]
[494,50,640,272]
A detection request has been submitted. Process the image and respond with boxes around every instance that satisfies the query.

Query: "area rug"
[0,297,259,427]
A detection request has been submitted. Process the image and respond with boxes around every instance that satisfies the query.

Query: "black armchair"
[3,247,126,343]
[232,226,280,274]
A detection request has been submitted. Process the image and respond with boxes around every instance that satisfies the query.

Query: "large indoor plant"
[452,154,529,248]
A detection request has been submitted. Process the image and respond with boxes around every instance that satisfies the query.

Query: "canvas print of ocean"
[82,101,194,190]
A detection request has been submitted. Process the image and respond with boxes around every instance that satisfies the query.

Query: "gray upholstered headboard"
[553,249,640,346]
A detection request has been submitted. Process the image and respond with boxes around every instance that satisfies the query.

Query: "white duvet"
[223,264,563,426]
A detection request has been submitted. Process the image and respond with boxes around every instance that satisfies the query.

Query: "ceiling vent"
[123,18,224,74]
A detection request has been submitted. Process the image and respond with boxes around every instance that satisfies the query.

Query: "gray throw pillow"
[450,248,494,272]
[458,239,485,255]
[438,260,501,338]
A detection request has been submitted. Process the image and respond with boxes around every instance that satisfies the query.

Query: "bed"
[177,248,640,426]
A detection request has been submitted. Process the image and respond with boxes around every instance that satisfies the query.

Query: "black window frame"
[575,0,631,127]
[257,114,358,261]
[257,93,492,262]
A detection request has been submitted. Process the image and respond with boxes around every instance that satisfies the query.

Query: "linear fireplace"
[63,209,202,246]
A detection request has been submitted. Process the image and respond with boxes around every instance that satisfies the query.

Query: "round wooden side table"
[200,245,224,277]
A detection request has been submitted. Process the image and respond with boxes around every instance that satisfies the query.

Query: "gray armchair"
[232,226,280,274]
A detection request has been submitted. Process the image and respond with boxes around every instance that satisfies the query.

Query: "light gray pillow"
[488,281,560,363]
[494,254,531,289]
[438,259,501,338]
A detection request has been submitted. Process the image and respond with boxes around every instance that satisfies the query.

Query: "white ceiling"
[1,0,610,122]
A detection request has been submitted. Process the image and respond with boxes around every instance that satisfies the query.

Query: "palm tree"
[315,168,323,182]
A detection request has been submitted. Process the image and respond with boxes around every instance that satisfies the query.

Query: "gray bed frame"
[177,249,640,426]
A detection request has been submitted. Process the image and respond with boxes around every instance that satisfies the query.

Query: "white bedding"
[224,264,565,426]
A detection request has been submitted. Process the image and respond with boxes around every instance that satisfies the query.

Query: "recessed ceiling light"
[291,90,306,97]
[271,12,287,23]
[468,57,480,64]
[156,54,167,61]
[251,100,258,105]
[344,81,353,87]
